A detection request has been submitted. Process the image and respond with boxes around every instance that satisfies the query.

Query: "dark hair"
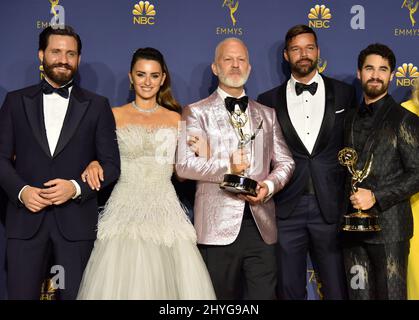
[284,24,318,50]
[357,43,396,72]
[130,47,181,113]
[39,25,82,54]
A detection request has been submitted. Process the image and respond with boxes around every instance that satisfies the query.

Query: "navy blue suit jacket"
[257,75,356,224]
[0,83,120,241]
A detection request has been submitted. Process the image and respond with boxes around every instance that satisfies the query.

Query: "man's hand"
[21,186,53,213]
[238,182,269,205]
[81,160,103,190]
[187,135,210,159]
[230,148,250,175]
[350,187,376,210]
[40,179,77,205]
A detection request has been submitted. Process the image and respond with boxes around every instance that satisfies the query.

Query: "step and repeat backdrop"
[0,0,417,300]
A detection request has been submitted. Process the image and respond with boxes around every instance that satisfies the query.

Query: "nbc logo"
[395,63,419,86]
[133,1,156,25]
[308,4,332,29]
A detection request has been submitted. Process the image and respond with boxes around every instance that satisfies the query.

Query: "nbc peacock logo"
[395,63,419,86]
[133,1,156,25]
[308,4,332,29]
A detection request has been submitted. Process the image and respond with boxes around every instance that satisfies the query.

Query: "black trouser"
[7,210,94,300]
[276,195,347,300]
[343,240,410,300]
[198,204,277,300]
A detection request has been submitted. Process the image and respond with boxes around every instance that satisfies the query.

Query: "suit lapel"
[275,83,309,156]
[311,75,336,157]
[248,101,263,176]
[23,84,52,158]
[53,85,90,158]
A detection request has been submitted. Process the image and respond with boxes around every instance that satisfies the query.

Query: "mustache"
[367,78,384,84]
[296,58,313,64]
[51,63,73,70]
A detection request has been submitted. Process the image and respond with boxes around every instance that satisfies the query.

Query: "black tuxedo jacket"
[0,83,120,241]
[343,95,419,244]
[257,75,356,223]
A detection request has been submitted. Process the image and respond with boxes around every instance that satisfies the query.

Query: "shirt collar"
[216,87,246,101]
[43,77,74,97]
[290,71,320,88]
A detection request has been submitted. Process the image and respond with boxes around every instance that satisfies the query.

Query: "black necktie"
[225,96,249,113]
[42,80,73,99]
[295,82,318,96]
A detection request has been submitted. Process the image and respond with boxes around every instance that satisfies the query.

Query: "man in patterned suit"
[176,38,295,300]
[343,43,419,299]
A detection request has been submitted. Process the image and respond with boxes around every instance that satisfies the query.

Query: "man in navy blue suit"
[0,26,120,299]
[258,25,356,299]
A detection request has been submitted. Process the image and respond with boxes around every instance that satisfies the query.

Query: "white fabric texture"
[77,125,215,300]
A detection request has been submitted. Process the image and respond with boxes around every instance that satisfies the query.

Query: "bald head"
[214,37,249,62]
[211,37,251,94]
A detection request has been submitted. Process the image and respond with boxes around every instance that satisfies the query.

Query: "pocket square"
[335,108,345,114]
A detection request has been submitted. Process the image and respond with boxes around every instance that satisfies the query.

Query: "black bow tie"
[295,82,318,96]
[225,96,249,113]
[42,80,73,99]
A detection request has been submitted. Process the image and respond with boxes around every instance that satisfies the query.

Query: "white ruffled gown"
[77,125,216,300]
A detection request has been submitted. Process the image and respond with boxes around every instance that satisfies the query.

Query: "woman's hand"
[81,160,104,190]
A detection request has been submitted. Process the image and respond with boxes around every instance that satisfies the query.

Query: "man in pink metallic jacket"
[176,37,295,300]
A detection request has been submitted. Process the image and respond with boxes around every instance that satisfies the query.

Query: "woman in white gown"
[77,48,215,300]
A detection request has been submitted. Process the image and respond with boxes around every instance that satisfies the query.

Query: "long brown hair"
[130,47,181,113]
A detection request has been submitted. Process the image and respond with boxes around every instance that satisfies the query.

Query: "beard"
[216,66,250,88]
[42,58,77,86]
[362,78,389,99]
[290,58,318,77]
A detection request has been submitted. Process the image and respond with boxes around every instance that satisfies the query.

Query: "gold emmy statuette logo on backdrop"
[39,65,45,80]
[338,148,380,232]
[223,0,239,26]
[395,0,419,36]
[402,0,418,27]
[216,0,243,36]
[49,0,59,17]
[396,62,419,87]
[133,1,156,25]
[308,4,332,29]
[307,269,324,300]
[36,0,62,29]
[317,57,327,74]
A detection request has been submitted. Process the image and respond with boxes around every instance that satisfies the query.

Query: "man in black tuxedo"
[342,44,419,300]
[0,26,120,299]
[257,25,355,299]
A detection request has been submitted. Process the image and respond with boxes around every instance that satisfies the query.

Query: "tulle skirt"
[77,236,216,300]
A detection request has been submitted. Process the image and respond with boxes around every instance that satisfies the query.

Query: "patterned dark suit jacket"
[343,95,419,244]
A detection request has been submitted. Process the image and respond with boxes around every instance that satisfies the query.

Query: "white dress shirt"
[18,79,81,202]
[217,87,274,197]
[286,71,325,154]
